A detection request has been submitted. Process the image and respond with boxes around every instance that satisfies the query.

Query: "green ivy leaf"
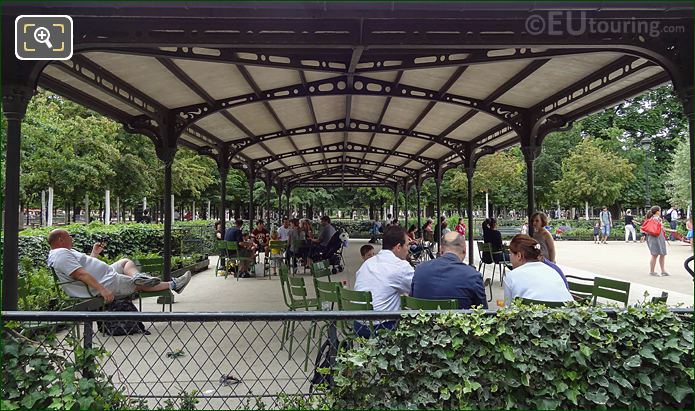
[585,388,609,404]
[638,346,657,362]
[1,400,19,411]
[579,343,592,357]
[587,328,601,339]
[500,344,515,362]
[624,355,642,368]
[665,384,692,402]
[20,391,45,409]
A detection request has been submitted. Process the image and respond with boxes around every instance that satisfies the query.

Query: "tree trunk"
[105,190,111,225]
[585,201,589,220]
[47,187,54,226]
[84,193,89,223]
[40,190,46,226]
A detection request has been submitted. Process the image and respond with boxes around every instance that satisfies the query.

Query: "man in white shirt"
[47,229,191,303]
[667,207,680,240]
[277,217,290,241]
[354,226,414,337]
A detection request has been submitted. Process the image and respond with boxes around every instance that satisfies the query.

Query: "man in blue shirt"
[224,219,254,278]
[411,231,488,309]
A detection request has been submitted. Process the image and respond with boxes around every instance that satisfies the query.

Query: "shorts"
[108,274,137,297]
[601,225,611,236]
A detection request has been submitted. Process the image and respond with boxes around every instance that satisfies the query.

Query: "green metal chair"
[566,275,594,304]
[339,288,374,337]
[651,291,668,304]
[135,257,173,312]
[226,241,254,281]
[517,297,567,308]
[264,240,288,278]
[315,278,342,311]
[400,295,458,310]
[592,277,630,307]
[478,242,506,286]
[215,240,229,278]
[311,260,333,298]
[278,265,319,371]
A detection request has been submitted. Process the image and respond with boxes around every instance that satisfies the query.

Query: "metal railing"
[3,309,693,410]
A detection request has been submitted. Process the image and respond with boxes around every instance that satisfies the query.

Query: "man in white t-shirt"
[47,229,191,303]
[354,226,414,337]
[277,217,290,241]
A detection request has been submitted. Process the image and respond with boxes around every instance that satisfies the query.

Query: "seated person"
[251,220,269,253]
[224,219,256,278]
[354,227,414,337]
[360,244,375,261]
[309,215,336,261]
[481,217,508,263]
[47,229,190,303]
[411,232,488,309]
[504,234,573,306]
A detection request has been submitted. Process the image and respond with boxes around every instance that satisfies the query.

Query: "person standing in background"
[599,206,612,244]
[624,209,637,243]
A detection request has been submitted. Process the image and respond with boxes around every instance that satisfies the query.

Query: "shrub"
[327,304,694,409]
[2,325,199,410]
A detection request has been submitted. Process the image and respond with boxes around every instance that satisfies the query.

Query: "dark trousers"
[670,220,678,240]
[354,320,396,338]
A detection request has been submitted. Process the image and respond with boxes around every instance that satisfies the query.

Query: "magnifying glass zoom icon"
[34,27,53,49]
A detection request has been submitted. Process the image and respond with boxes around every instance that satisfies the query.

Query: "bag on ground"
[99,298,148,336]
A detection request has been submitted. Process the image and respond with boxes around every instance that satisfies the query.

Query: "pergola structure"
[2,2,693,310]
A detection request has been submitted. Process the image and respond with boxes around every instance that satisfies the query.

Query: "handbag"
[641,219,662,236]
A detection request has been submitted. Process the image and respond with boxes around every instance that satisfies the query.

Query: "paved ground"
[142,238,693,313]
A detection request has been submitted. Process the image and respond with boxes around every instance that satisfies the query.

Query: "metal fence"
[3,309,693,410]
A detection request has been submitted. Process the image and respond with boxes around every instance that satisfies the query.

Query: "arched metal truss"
[4,2,691,189]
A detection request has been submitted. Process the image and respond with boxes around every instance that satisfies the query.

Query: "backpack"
[98,299,149,336]
[664,209,672,222]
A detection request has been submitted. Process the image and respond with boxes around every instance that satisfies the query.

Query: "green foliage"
[326,304,693,409]
[665,139,692,209]
[2,325,198,410]
[17,260,65,311]
[2,327,138,410]
[553,138,635,207]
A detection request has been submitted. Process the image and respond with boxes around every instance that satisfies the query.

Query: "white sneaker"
[173,271,192,294]
[661,272,670,276]
[649,272,661,277]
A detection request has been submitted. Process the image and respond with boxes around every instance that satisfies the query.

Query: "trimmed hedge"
[9,222,216,269]
[328,304,693,409]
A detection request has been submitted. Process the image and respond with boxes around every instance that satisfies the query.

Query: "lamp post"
[640,136,653,208]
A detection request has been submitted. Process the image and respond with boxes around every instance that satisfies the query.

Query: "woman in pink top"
[455,218,466,237]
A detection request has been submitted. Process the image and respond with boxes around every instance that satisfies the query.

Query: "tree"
[665,139,692,210]
[552,138,635,208]
[449,149,525,212]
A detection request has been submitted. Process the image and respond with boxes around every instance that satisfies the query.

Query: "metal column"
[466,167,475,265]
[435,164,443,253]
[163,161,173,281]
[393,183,399,225]
[248,166,256,226]
[404,181,409,228]
[416,179,422,233]
[1,86,32,310]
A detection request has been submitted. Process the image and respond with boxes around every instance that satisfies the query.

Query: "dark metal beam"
[169,74,524,131]
[269,155,417,178]
[342,46,365,182]
[81,46,613,74]
[385,66,468,164]
[362,70,403,162]
[235,64,306,172]
[288,165,400,184]
[52,56,166,120]
[253,141,437,169]
[298,70,328,163]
